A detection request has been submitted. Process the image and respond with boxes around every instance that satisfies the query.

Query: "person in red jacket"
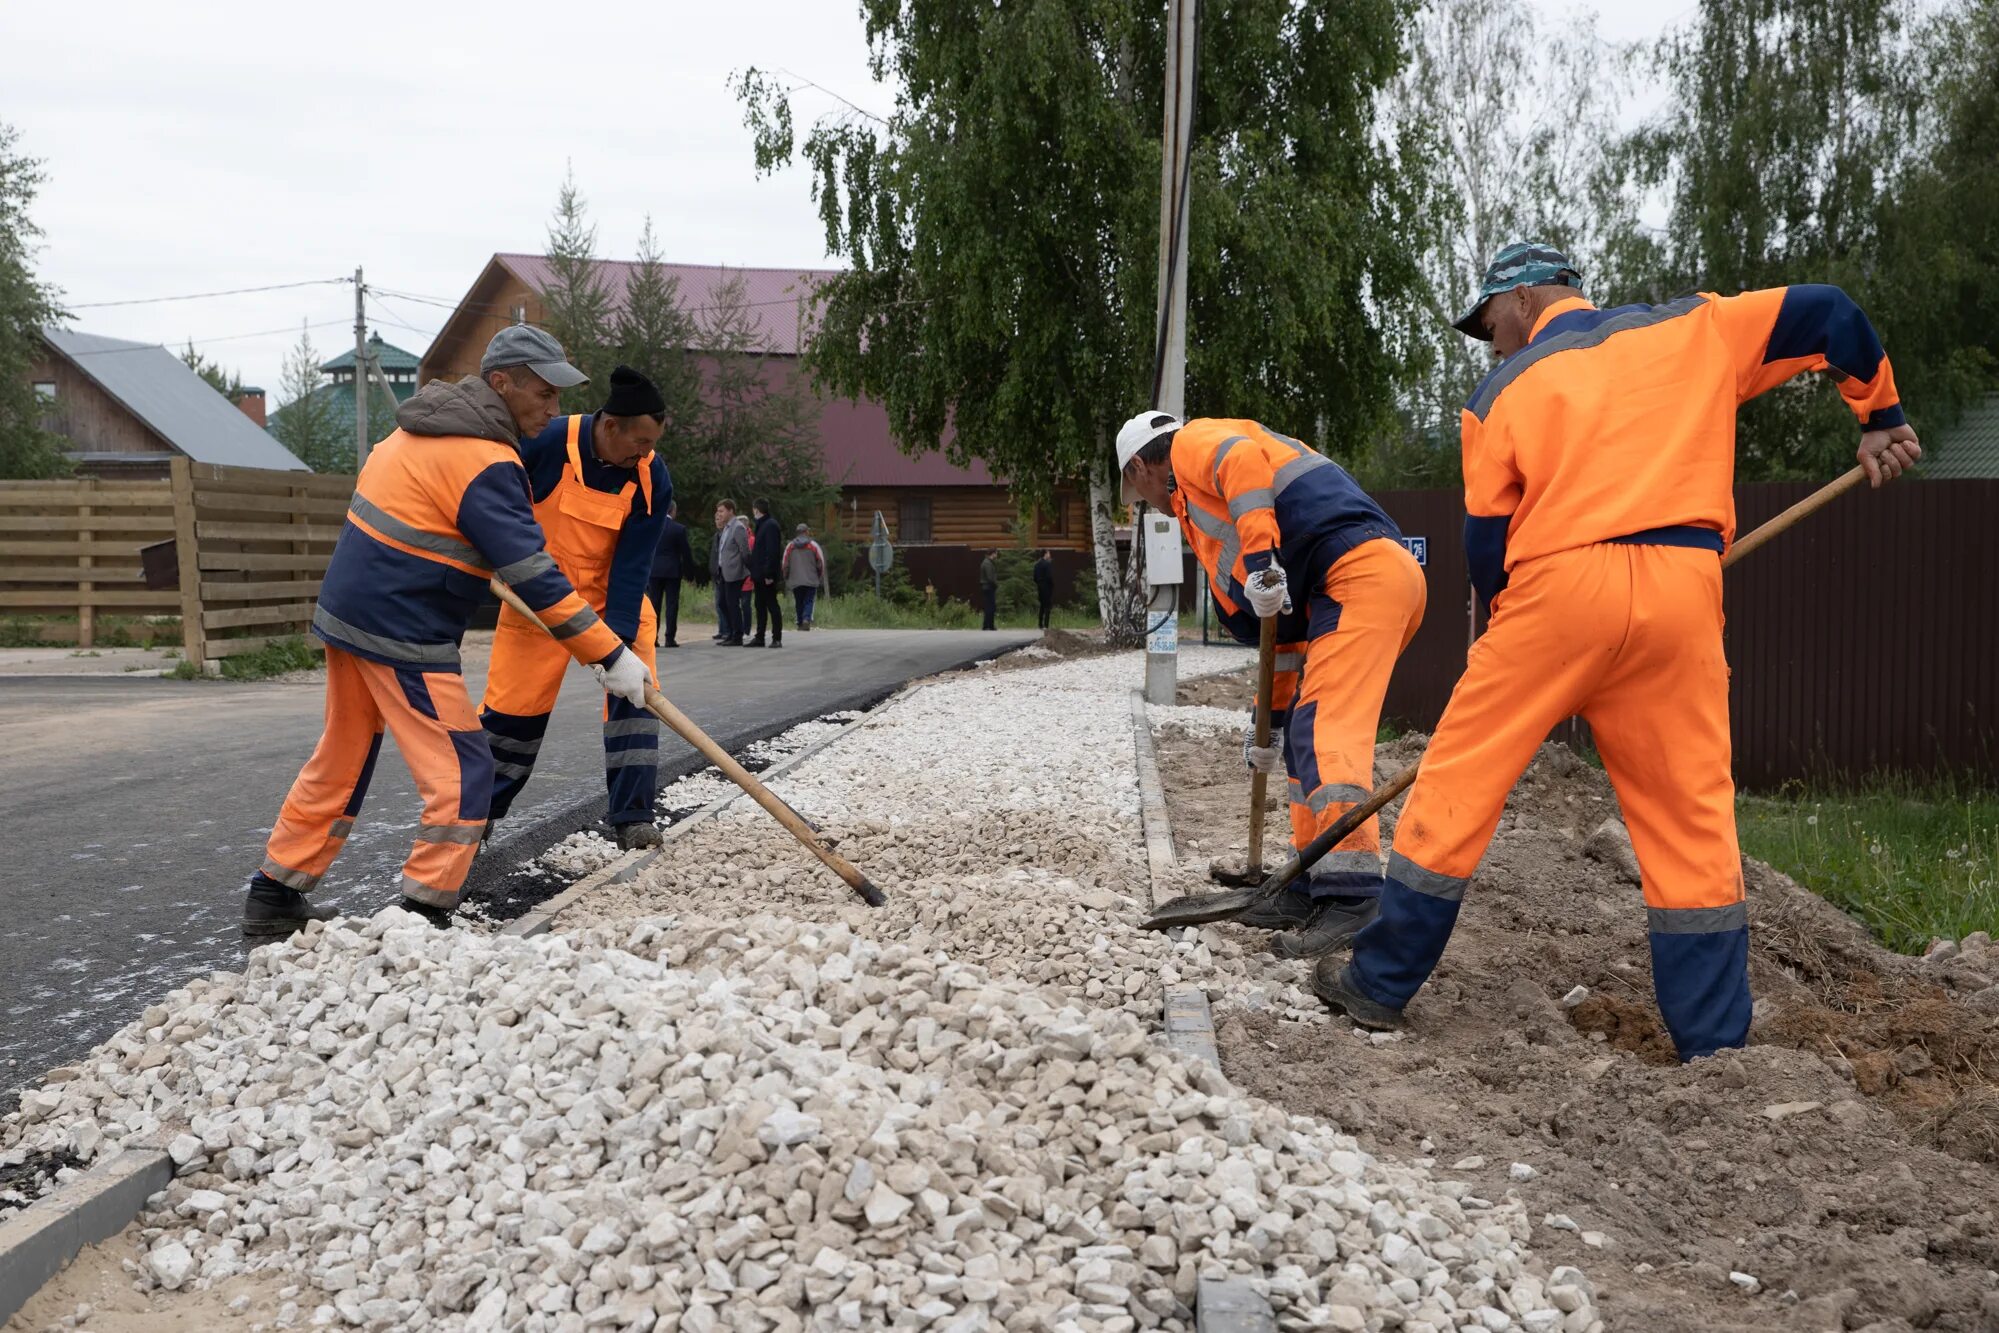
[1317,243,1921,1060]
[245,327,651,934]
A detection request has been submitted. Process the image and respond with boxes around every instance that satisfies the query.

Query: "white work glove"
[1244,566,1291,618]
[1243,726,1284,775]
[592,647,652,709]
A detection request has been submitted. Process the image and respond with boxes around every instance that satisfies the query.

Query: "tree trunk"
[1087,462,1125,630]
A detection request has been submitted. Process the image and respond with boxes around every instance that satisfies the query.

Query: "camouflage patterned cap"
[1452,242,1584,341]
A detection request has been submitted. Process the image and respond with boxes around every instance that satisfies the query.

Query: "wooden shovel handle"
[486,578,884,907]
[1721,466,1865,569]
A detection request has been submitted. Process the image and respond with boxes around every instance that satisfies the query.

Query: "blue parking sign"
[1401,536,1427,567]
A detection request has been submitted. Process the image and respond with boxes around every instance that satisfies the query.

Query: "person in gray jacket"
[713,499,752,645]
[785,523,827,630]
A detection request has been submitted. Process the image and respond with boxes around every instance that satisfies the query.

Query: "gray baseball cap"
[479,325,588,388]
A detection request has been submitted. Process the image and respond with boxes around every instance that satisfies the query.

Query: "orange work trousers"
[1272,537,1428,894]
[260,646,493,909]
[1346,541,1750,1059]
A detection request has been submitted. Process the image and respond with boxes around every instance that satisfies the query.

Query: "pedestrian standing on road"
[708,522,727,642]
[785,522,827,630]
[1318,243,1922,1063]
[649,500,693,648]
[749,498,785,647]
[1033,549,1055,629]
[714,500,751,645]
[979,549,999,631]
[479,366,674,854]
[244,328,650,934]
[1118,409,1425,961]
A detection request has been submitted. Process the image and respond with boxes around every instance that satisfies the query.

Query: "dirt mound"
[1156,721,1999,1332]
[1037,626,1120,658]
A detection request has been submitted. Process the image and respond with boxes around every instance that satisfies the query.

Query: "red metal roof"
[495,254,993,487]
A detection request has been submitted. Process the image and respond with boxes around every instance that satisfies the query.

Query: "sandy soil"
[6,1232,292,1331]
[1156,666,1999,1331]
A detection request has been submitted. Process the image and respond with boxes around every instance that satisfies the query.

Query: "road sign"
[1401,536,1428,567]
[868,511,893,574]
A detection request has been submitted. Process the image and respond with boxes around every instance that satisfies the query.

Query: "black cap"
[601,365,665,418]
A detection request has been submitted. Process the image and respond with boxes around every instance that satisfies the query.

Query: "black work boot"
[1234,885,1318,931]
[398,898,456,930]
[614,821,663,851]
[1273,895,1381,960]
[1312,958,1404,1031]
[243,877,336,937]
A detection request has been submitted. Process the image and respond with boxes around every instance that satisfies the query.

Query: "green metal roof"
[1923,392,1999,480]
[266,378,416,440]
[321,333,421,375]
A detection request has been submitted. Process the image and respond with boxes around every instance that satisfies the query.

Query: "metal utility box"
[1142,512,1184,584]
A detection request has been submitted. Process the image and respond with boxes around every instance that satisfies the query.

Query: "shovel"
[1142,466,1868,931]
[486,578,886,907]
[1209,610,1280,887]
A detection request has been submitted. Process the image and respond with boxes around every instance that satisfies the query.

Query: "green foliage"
[0,121,69,479]
[732,0,1439,529]
[538,166,615,417]
[169,636,321,681]
[992,544,1039,617]
[270,325,349,473]
[180,341,243,402]
[615,217,704,445]
[1738,780,1999,953]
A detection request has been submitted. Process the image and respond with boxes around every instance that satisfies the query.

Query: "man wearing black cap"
[479,365,676,851]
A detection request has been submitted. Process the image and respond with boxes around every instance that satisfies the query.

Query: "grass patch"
[0,614,180,648]
[1737,780,1999,954]
[168,636,322,682]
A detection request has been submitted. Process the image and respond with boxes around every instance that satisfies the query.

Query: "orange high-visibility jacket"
[1461,286,1903,606]
[1168,418,1400,637]
[314,378,623,672]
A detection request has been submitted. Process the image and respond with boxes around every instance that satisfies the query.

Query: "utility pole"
[352,266,369,474]
[1144,0,1197,706]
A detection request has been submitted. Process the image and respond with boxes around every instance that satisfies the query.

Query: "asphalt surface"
[0,627,1033,1093]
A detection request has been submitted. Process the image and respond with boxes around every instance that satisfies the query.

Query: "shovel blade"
[1140,884,1266,930]
[1208,862,1265,888]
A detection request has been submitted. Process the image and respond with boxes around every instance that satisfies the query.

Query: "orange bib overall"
[480,418,660,826]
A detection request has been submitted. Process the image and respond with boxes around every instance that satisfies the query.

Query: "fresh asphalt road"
[0,627,1033,1093]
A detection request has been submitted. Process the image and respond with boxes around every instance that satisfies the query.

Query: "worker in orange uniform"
[479,366,671,851]
[1317,243,1923,1060]
[1118,412,1427,958]
[245,327,653,934]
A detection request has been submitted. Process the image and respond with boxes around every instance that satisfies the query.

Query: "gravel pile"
[6,911,1594,1333]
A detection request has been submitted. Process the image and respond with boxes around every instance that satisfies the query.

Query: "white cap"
[1115,411,1182,503]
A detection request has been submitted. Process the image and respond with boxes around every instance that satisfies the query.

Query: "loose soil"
[7,1232,291,1331]
[1158,666,1999,1332]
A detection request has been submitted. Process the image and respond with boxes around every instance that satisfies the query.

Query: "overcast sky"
[4,1,1689,397]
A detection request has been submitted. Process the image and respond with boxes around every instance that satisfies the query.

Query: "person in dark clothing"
[648,500,693,648]
[714,500,751,645]
[1033,549,1055,629]
[979,549,999,631]
[748,498,785,647]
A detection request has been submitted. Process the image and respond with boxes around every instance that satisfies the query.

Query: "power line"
[65,318,353,356]
[68,277,352,310]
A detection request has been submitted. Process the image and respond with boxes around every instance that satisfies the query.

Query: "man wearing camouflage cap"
[1317,242,1923,1061]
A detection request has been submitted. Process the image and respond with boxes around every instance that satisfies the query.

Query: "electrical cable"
[68,277,351,310]
[65,318,353,356]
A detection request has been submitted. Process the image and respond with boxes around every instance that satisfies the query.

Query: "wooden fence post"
[76,477,96,649]
[168,457,205,668]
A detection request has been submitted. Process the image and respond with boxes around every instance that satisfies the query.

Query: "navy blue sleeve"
[457,460,603,635]
[1464,514,1510,616]
[515,418,571,503]
[605,458,672,642]
[1763,285,1906,430]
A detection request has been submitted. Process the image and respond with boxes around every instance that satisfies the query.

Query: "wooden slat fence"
[0,477,179,644]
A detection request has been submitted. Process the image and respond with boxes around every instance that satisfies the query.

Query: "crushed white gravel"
[0,646,1600,1333]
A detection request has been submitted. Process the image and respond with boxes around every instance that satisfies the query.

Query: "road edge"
[0,1148,171,1324]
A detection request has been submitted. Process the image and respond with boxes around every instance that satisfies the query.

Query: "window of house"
[898,497,933,544]
[32,381,55,400]
[509,304,528,324]
[1036,491,1073,539]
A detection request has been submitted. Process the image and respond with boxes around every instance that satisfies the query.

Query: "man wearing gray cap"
[243,326,649,935]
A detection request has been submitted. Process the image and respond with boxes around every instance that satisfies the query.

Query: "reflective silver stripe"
[312,606,459,666]
[400,876,457,908]
[494,550,557,585]
[328,818,354,840]
[1272,451,1333,496]
[1183,502,1240,578]
[485,734,542,757]
[1301,782,1371,815]
[1387,851,1469,903]
[1264,429,1315,458]
[547,607,601,641]
[1208,435,1249,493]
[260,858,321,891]
[493,760,533,780]
[1227,488,1276,520]
[1272,651,1305,674]
[415,824,486,845]
[349,493,490,570]
[1647,902,1748,934]
[603,719,659,739]
[1468,295,1707,421]
[605,749,657,769]
[1311,850,1384,877]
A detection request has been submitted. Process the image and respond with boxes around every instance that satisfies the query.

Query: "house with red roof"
[418,255,1089,589]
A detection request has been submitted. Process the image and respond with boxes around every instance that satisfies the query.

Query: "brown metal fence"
[1367,480,1999,789]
